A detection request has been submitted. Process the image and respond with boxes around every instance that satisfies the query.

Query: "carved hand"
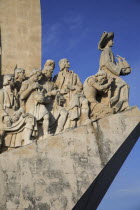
[31,82,41,90]
[60,89,69,94]
[4,116,12,127]
[67,84,75,91]
[116,55,125,61]
[108,76,113,84]
[12,115,19,122]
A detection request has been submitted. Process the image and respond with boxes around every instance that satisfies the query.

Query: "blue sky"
[40,0,140,209]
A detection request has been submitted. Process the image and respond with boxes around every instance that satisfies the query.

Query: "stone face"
[0,0,41,75]
[0,106,139,210]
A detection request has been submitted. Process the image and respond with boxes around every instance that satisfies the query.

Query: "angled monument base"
[73,122,140,210]
[0,107,139,210]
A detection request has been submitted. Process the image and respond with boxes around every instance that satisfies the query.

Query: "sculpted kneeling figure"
[84,71,113,120]
[0,75,35,148]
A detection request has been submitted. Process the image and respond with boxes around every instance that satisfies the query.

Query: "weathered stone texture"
[0,0,41,75]
[0,107,139,210]
[97,106,140,166]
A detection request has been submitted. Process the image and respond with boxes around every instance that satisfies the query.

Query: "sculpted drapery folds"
[54,58,89,128]
[83,71,113,120]
[98,32,131,76]
[0,75,35,148]
[98,32,131,112]
[67,84,90,128]
[0,32,132,151]
[41,60,68,134]
[54,58,83,107]
[20,69,50,138]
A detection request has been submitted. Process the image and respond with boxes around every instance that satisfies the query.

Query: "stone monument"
[0,10,139,208]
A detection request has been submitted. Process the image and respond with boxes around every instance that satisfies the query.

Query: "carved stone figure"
[20,69,50,138]
[41,60,68,134]
[12,68,27,110]
[53,58,91,129]
[14,68,26,92]
[67,85,90,128]
[54,58,83,108]
[98,32,131,76]
[84,71,113,120]
[98,32,131,112]
[0,75,35,148]
[50,93,68,134]
[41,60,58,95]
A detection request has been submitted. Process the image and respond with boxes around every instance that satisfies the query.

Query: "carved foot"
[43,133,53,139]
[55,128,63,135]
[23,139,33,146]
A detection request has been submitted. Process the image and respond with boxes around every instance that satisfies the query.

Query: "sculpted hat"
[98,32,114,50]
